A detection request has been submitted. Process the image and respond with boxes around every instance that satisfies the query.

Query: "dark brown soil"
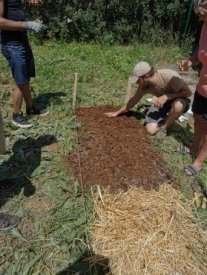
[67,107,173,191]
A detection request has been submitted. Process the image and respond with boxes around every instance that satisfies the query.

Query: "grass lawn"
[0,41,207,274]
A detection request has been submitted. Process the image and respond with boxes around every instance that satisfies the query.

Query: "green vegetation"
[24,0,199,45]
[0,41,206,273]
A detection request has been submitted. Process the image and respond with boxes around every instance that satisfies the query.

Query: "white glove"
[26,21,46,33]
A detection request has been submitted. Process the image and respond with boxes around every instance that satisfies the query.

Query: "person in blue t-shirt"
[0,0,48,128]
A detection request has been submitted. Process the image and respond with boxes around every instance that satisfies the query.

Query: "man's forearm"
[113,95,140,116]
[125,94,141,110]
[166,90,191,100]
[0,17,27,31]
[113,106,128,116]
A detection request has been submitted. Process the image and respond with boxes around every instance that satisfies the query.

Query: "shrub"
[24,0,199,45]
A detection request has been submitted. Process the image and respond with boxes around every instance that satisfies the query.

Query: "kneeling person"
[105,62,192,138]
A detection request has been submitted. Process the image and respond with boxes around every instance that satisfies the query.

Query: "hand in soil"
[105,112,119,117]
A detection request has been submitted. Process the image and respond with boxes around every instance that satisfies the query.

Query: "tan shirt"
[142,69,184,97]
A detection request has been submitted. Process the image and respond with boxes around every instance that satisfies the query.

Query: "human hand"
[105,112,119,118]
[26,0,43,4]
[154,95,168,108]
[179,60,192,71]
[26,21,46,33]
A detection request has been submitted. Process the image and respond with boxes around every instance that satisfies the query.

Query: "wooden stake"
[124,77,132,104]
[72,73,78,113]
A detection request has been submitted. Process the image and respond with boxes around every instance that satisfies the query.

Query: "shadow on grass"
[0,134,56,207]
[33,91,67,110]
[57,250,112,275]
[167,121,193,146]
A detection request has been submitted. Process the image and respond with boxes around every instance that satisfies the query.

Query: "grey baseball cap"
[130,62,153,83]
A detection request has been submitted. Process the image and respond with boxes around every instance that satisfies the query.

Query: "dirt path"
[67,107,173,191]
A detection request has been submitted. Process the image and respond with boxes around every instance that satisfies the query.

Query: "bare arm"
[105,88,145,117]
[0,0,27,31]
[166,82,192,99]
[179,47,199,71]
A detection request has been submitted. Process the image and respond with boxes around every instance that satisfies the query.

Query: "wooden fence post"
[72,73,78,113]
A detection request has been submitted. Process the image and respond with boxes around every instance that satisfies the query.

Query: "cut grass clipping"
[91,184,207,275]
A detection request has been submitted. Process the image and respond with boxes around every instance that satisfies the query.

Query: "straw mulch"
[90,184,207,275]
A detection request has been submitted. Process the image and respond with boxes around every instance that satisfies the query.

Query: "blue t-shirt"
[1,0,28,44]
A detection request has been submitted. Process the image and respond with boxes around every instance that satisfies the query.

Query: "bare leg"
[146,100,185,135]
[164,100,184,129]
[184,123,207,175]
[13,87,23,113]
[145,122,159,135]
[193,134,207,168]
[13,81,33,113]
[190,114,205,155]
[146,100,188,136]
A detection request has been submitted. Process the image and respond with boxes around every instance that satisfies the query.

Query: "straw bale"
[90,184,207,275]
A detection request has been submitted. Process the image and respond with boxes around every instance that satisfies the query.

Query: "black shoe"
[12,112,32,128]
[0,213,19,231]
[26,105,49,116]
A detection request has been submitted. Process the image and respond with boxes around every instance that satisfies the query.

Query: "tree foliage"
[24,0,200,44]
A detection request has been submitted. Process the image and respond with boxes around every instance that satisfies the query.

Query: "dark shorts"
[1,42,35,85]
[192,91,207,121]
[145,97,190,125]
